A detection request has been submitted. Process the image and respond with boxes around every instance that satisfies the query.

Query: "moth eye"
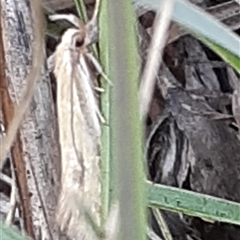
[75,38,84,48]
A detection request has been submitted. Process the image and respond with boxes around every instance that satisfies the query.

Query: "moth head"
[49,14,97,48]
[59,28,86,50]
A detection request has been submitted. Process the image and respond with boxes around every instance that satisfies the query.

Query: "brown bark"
[1,0,64,239]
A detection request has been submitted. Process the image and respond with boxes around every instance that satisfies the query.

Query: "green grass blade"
[135,0,240,58]
[0,221,29,240]
[147,182,240,225]
[99,0,112,226]
[107,0,147,239]
[74,0,88,22]
[45,20,67,39]
[198,36,240,73]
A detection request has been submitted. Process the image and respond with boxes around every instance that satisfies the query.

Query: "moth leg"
[47,53,55,73]
[0,121,6,137]
[181,103,233,120]
[86,53,113,86]
[94,87,105,92]
[95,106,106,124]
[49,14,81,28]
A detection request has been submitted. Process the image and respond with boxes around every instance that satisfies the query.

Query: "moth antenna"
[84,0,100,46]
[86,52,113,86]
[49,14,84,29]
[91,0,101,25]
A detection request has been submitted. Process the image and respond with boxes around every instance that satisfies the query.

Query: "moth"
[48,1,107,238]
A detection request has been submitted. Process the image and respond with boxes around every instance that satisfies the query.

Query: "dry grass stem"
[147,227,163,240]
[139,0,175,118]
[152,209,173,240]
[5,160,17,226]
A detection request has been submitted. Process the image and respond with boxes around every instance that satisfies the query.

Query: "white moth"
[49,3,105,238]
